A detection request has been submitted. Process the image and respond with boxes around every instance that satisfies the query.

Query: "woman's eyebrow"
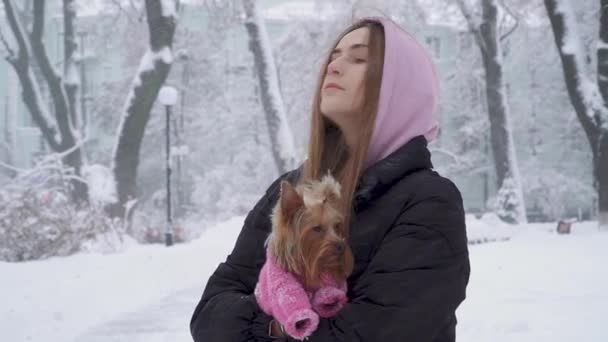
[331,44,369,54]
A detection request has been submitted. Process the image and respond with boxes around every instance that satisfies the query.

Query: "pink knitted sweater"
[254,248,348,340]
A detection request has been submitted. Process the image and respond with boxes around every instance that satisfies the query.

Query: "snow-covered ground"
[1,216,606,342]
[457,220,608,342]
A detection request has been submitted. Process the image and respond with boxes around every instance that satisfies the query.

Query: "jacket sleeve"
[190,174,288,342]
[297,178,471,342]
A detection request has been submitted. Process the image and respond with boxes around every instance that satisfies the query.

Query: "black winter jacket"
[190,135,470,341]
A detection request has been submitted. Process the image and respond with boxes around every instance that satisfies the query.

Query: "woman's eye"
[351,56,367,63]
[313,226,323,233]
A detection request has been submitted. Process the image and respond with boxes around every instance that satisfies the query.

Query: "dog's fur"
[266,173,354,290]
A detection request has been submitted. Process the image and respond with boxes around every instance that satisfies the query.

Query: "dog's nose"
[335,242,345,253]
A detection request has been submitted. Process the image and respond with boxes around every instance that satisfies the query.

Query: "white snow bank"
[0,216,245,342]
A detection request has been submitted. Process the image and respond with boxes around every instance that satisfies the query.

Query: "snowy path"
[74,287,198,342]
[2,217,607,342]
[0,216,245,342]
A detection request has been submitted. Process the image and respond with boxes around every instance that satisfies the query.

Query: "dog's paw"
[311,286,347,318]
[284,308,319,340]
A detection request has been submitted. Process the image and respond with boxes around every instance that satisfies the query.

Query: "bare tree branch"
[0,159,24,173]
[455,0,488,54]
[2,0,87,201]
[498,0,519,42]
[109,0,139,23]
[3,0,30,63]
[0,26,17,63]
[1,0,61,150]
[29,0,76,148]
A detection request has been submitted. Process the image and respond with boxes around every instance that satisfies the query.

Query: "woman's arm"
[294,177,471,341]
[190,173,293,342]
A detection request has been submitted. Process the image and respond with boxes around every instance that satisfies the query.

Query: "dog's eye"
[312,226,323,233]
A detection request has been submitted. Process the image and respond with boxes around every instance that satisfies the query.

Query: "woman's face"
[320,27,370,130]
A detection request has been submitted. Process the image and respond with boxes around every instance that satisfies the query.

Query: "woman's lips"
[324,82,344,90]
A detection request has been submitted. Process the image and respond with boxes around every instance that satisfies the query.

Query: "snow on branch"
[1,0,61,149]
[243,0,297,173]
[554,0,608,127]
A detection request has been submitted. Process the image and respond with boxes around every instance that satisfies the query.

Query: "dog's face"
[269,175,354,290]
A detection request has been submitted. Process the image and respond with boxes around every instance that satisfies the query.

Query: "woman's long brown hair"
[302,19,385,231]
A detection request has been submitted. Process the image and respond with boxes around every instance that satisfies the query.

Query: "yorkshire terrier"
[254,174,354,340]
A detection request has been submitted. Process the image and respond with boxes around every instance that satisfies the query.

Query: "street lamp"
[159,85,179,247]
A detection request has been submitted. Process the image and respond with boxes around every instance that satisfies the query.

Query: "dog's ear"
[279,181,303,218]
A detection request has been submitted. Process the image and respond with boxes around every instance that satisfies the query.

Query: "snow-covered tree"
[108,0,178,218]
[1,0,87,202]
[455,0,527,224]
[242,0,297,175]
[543,0,608,230]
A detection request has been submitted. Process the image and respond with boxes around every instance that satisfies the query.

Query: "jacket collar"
[353,135,433,211]
[289,135,433,212]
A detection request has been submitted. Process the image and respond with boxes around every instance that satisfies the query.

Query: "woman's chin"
[320,108,348,124]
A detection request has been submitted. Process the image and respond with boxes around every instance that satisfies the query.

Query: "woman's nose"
[327,59,342,75]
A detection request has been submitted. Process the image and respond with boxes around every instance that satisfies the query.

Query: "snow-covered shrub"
[0,155,126,262]
[0,186,125,262]
[522,168,595,222]
[488,177,522,224]
[82,164,117,206]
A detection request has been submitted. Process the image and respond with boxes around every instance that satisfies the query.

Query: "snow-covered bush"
[0,186,125,262]
[522,168,595,222]
[0,156,126,262]
[488,177,522,224]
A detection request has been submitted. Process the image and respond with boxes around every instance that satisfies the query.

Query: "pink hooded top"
[363,17,440,169]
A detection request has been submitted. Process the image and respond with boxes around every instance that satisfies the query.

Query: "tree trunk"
[598,0,608,105]
[544,0,608,230]
[242,0,297,175]
[597,0,608,229]
[31,0,86,202]
[458,0,527,223]
[2,0,87,202]
[108,0,177,218]
[63,0,79,128]
[598,134,608,229]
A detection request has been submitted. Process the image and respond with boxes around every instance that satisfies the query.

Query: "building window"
[425,36,441,58]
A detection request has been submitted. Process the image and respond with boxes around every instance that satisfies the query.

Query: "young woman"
[190,16,470,341]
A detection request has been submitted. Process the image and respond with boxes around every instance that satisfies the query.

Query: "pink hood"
[363,17,440,169]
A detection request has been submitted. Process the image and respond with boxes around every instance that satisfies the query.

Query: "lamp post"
[159,85,179,246]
